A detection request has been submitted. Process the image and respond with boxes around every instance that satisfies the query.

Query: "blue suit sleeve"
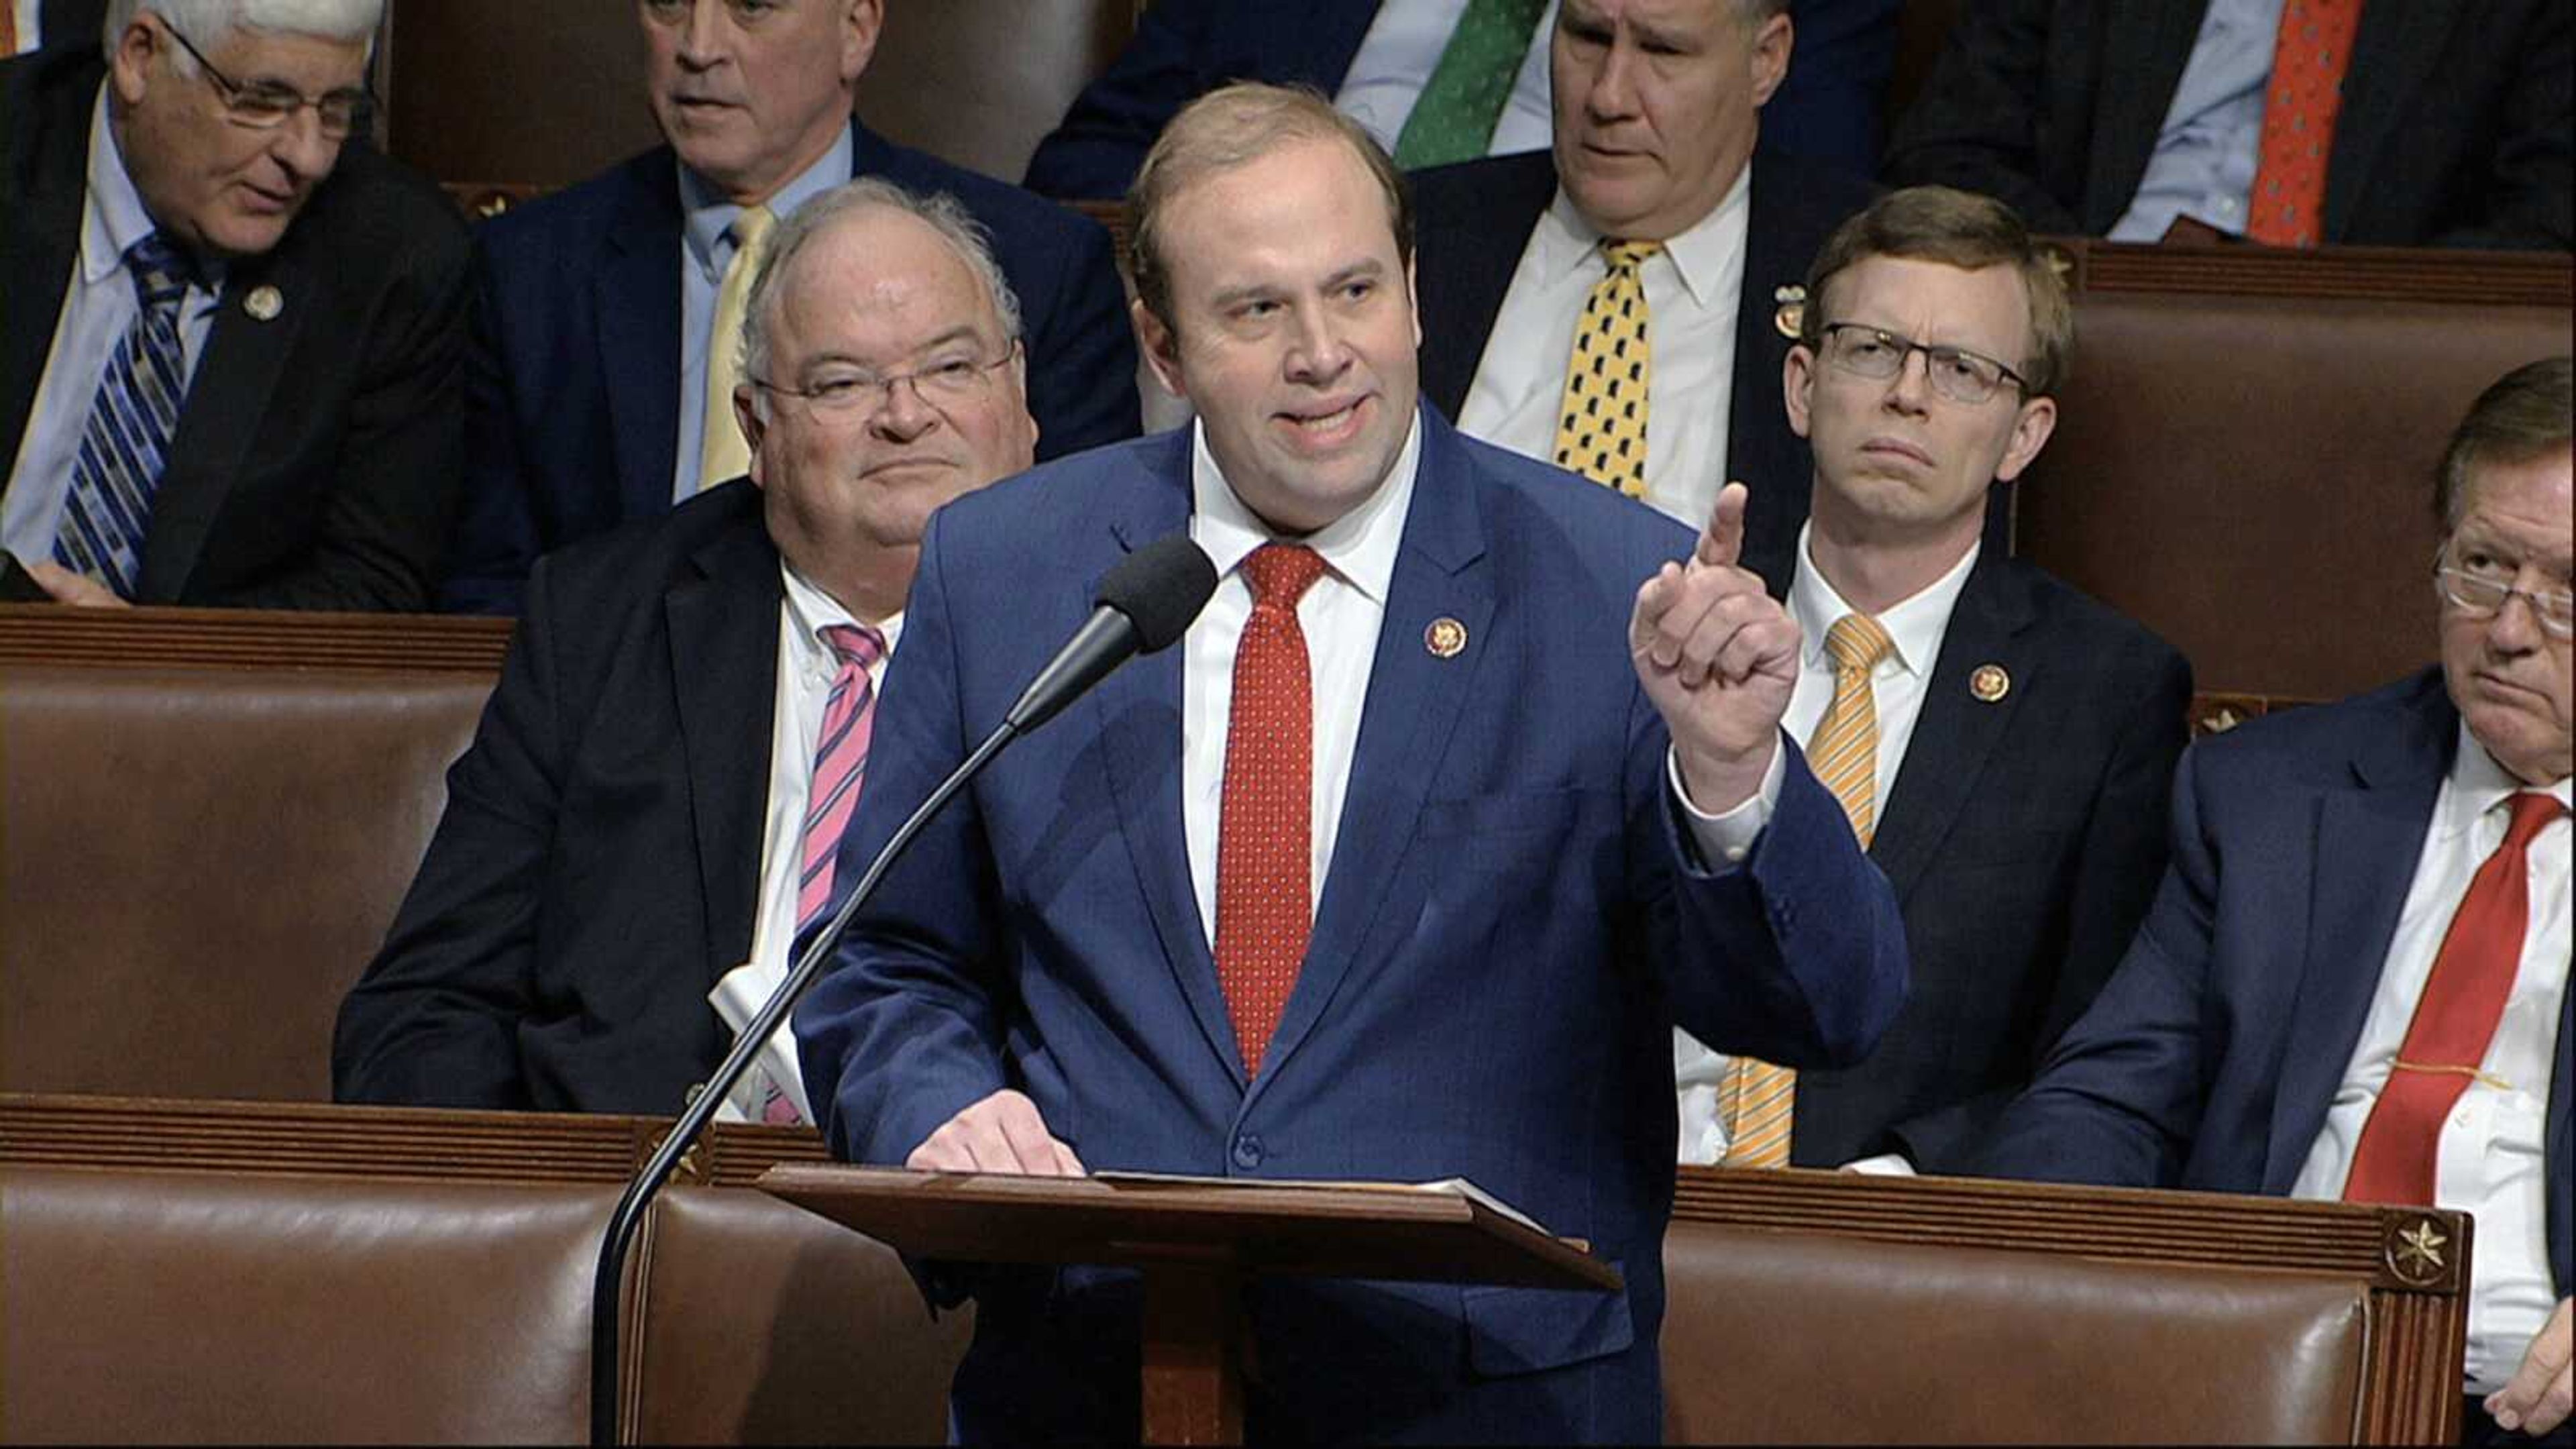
[794,511,1014,1165]
[439,241,539,615]
[1023,0,1218,200]
[1978,741,2222,1187]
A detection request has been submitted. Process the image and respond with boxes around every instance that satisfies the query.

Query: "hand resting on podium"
[906,1087,1087,1175]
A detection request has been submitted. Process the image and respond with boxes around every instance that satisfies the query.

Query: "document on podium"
[1091,1170,1553,1238]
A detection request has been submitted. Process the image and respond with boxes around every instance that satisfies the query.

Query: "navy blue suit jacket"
[794,408,1909,1443]
[1792,551,2189,1171]
[1022,0,1900,197]
[1982,669,2573,1301]
[336,484,786,1113]
[441,122,1140,614]
[1410,146,1876,596]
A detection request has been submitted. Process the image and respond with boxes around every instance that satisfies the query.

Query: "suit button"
[1232,1134,1265,1170]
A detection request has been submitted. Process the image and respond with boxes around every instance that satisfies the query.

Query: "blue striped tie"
[54,234,196,599]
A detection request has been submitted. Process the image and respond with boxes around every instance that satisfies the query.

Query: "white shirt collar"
[780,557,902,658]
[679,124,854,278]
[1786,522,1981,676]
[2443,720,2575,842]
[1187,409,1422,608]
[1533,157,1753,309]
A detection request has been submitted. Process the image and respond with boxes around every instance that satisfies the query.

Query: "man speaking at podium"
[795,83,1907,1444]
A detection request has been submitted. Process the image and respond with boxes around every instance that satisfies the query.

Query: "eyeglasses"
[641,0,793,28]
[160,21,373,139]
[2434,550,2575,639]
[1814,323,2029,406]
[753,341,1020,420]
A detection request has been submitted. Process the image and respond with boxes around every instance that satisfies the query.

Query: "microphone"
[1006,533,1219,733]
[587,532,1218,1446]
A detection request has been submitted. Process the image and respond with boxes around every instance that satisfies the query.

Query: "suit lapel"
[0,60,89,469]
[1091,431,1248,1081]
[598,163,684,523]
[2261,687,2453,1192]
[138,241,308,600]
[2322,5,2457,241]
[1252,413,1494,1098]
[2088,1,2210,229]
[1416,153,1553,420]
[1868,553,2034,903]
[665,501,784,979]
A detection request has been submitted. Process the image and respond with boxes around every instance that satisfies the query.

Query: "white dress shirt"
[670,129,853,501]
[1335,0,1560,161]
[1674,528,1980,1166]
[1457,164,1751,533]
[5,85,225,564]
[2290,729,2571,1393]
[708,562,903,1123]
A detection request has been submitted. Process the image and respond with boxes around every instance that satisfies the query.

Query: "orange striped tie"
[1718,613,1892,1168]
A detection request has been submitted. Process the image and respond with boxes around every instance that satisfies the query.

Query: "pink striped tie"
[796,623,888,936]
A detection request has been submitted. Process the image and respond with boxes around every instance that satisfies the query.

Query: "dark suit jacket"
[1884,0,2573,250]
[1411,146,1875,593]
[439,121,1140,615]
[1,46,469,609]
[1981,669,2572,1301]
[1022,0,1902,195]
[1791,551,2190,1172]
[793,407,1910,1443]
[335,482,786,1114]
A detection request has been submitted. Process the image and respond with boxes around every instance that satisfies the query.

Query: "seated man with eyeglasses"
[1672,185,2192,1177]
[0,0,468,610]
[1982,356,2575,1448]
[334,178,1038,1120]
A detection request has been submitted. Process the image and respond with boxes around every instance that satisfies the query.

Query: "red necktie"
[1214,544,1326,1079]
[2247,0,2365,247]
[2343,792,2566,1205]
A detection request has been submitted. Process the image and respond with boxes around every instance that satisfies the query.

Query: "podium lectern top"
[757,1163,1621,1293]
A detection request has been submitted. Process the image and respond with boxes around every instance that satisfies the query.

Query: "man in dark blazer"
[1983,358,2573,1445]
[335,178,1040,1116]
[438,0,1136,616]
[1,7,468,610]
[1407,0,1876,594]
[1884,0,2572,251]
[1675,186,2188,1174]
[794,83,1907,1443]
[1022,0,1901,193]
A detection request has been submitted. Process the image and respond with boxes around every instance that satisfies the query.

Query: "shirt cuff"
[1839,1152,1919,1177]
[1667,737,1784,867]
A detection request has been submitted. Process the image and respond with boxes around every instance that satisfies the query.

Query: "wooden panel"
[0,1092,830,1188]
[0,602,513,673]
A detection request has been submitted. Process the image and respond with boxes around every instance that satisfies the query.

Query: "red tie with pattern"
[2247,0,2365,247]
[2343,791,2565,1205]
[1214,544,1327,1079]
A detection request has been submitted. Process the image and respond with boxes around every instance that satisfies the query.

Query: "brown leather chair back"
[857,0,1137,181]
[1,663,491,1099]
[627,1186,973,1444]
[0,1166,610,1444]
[1661,1220,2369,1444]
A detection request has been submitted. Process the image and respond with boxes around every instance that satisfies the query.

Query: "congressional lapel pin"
[1424,617,1468,659]
[244,284,284,322]
[1772,284,1806,340]
[1970,663,2011,703]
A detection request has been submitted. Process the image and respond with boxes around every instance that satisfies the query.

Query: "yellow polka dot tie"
[1551,239,1661,499]
[1719,613,1894,1169]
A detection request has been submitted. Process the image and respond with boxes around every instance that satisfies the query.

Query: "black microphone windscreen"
[1096,535,1218,654]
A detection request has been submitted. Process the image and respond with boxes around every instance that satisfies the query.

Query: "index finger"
[1697,481,1748,570]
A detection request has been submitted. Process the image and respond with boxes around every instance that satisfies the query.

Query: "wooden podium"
[759,1165,1621,1445]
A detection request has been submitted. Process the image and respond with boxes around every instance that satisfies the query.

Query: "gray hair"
[2436,356,2573,532]
[738,178,1024,398]
[105,0,382,59]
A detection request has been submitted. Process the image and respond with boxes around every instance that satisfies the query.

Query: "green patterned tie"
[1391,0,1552,169]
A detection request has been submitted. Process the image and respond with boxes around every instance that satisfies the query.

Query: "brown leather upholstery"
[1,1166,608,1444]
[1661,1220,2369,1444]
[2023,252,2572,700]
[857,0,1138,181]
[628,1186,973,1444]
[0,663,490,1099]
